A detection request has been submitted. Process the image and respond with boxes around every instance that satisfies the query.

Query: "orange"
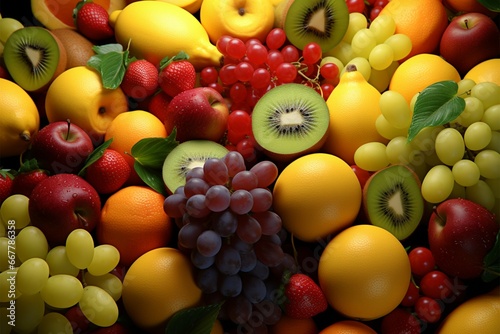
[380,0,448,60]
[443,0,497,17]
[437,286,500,334]
[97,185,173,267]
[269,315,318,334]
[319,320,377,334]
[464,58,500,86]
[389,53,461,103]
[121,247,202,333]
[272,153,362,242]
[104,110,168,185]
[318,224,411,321]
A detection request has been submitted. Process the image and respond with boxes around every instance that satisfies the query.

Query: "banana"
[110,1,222,71]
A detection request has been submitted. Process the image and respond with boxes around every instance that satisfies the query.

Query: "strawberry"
[0,170,14,204]
[84,148,131,194]
[74,1,114,41]
[148,91,172,123]
[281,273,328,319]
[12,169,50,198]
[121,59,159,100]
[158,53,196,98]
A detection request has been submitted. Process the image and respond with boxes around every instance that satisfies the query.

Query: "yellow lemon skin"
[0,79,40,158]
[200,0,275,44]
[154,0,204,14]
[122,247,202,332]
[45,66,128,139]
[110,1,223,70]
[464,58,500,86]
[318,224,411,321]
[272,153,362,242]
[437,286,500,334]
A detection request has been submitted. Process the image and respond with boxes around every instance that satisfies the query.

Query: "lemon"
[0,79,40,158]
[318,224,411,320]
[464,58,500,86]
[156,0,204,13]
[272,153,362,242]
[45,66,128,138]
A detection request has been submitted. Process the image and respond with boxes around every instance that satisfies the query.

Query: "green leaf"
[99,50,129,89]
[407,81,466,142]
[159,51,190,70]
[476,0,500,12]
[482,231,500,283]
[92,43,124,55]
[131,135,178,169]
[78,138,113,176]
[18,158,41,173]
[0,169,15,179]
[165,303,223,334]
[134,163,167,196]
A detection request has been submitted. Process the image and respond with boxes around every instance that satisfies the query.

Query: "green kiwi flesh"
[162,140,229,194]
[363,164,424,240]
[3,26,65,92]
[284,0,349,52]
[251,83,330,160]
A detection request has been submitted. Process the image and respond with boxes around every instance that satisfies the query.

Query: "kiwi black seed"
[284,0,349,52]
[363,164,424,240]
[3,26,67,92]
[162,140,229,194]
[251,83,330,161]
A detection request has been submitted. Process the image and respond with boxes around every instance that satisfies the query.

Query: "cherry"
[420,270,453,300]
[400,279,420,307]
[415,296,442,323]
[408,246,436,277]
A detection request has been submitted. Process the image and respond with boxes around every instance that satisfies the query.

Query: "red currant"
[320,83,335,101]
[246,43,268,66]
[275,63,298,83]
[400,280,420,307]
[408,246,436,277]
[237,137,256,162]
[229,83,248,104]
[346,0,366,13]
[420,270,453,300]
[281,45,300,63]
[235,62,254,82]
[219,64,238,86]
[267,50,284,71]
[200,67,219,85]
[266,28,287,50]
[250,68,271,90]
[226,38,246,59]
[302,42,322,65]
[320,62,340,81]
[216,35,232,55]
[415,296,442,323]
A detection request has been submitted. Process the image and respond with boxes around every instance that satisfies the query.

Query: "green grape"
[369,14,396,44]
[327,40,355,66]
[484,178,500,199]
[79,285,119,327]
[368,43,394,71]
[380,90,412,129]
[351,28,377,59]
[40,274,83,309]
[0,18,24,44]
[384,34,412,61]
[66,228,94,269]
[368,67,391,93]
[455,96,484,127]
[0,268,19,302]
[385,136,414,165]
[84,272,123,301]
[87,244,120,276]
[424,149,443,168]
[457,78,476,96]
[16,257,49,295]
[16,226,49,263]
[452,159,480,187]
[474,149,500,179]
[0,194,30,230]
[343,12,368,44]
[482,104,500,131]
[375,114,408,140]
[320,56,344,74]
[0,237,12,272]
[471,82,500,109]
[342,57,372,81]
[0,221,5,238]
[14,292,45,333]
[435,128,465,166]
[37,312,73,334]
[409,91,420,113]
[486,131,500,152]
[410,126,443,152]
[466,180,495,211]
[0,307,14,333]
[421,165,455,203]
[45,245,79,277]
[464,121,492,151]
[448,182,466,200]
[353,142,389,172]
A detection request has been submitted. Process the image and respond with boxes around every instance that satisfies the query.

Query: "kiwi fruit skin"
[50,29,95,70]
[3,26,67,92]
[275,0,349,52]
[251,83,330,162]
[362,164,424,241]
[162,140,229,194]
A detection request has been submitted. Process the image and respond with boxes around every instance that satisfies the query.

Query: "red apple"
[439,12,500,75]
[164,87,229,142]
[30,120,94,175]
[29,173,101,245]
[428,198,498,279]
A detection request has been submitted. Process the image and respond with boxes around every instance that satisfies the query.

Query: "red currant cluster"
[198,28,340,165]
[346,0,389,22]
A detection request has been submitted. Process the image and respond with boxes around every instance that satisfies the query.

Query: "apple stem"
[433,205,446,226]
[66,119,71,141]
[464,19,469,29]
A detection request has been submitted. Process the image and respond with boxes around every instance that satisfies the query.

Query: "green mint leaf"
[407,81,466,142]
[159,51,190,70]
[134,163,167,196]
[87,54,102,72]
[99,50,128,89]
[131,135,179,170]
[165,303,223,334]
[482,231,500,283]
[78,138,113,176]
[0,169,15,179]
[18,158,41,173]
[92,43,124,55]
[476,0,500,11]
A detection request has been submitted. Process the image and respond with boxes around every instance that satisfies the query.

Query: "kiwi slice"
[162,140,229,194]
[251,83,330,161]
[3,26,67,92]
[279,0,349,52]
[363,164,424,240]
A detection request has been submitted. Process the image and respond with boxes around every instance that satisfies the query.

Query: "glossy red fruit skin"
[408,246,436,277]
[415,296,442,323]
[419,270,453,300]
[75,3,114,41]
[284,273,328,319]
[158,60,196,98]
[11,170,50,198]
[0,172,14,204]
[84,149,131,194]
[148,91,172,123]
[400,279,420,307]
[381,307,421,334]
[121,59,159,100]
